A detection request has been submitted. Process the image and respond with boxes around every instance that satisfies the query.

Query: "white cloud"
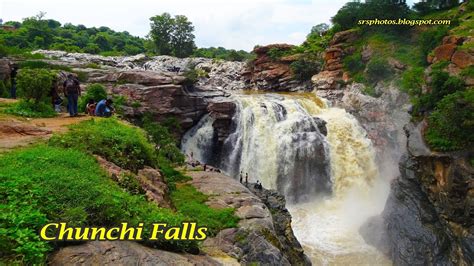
[1,0,351,51]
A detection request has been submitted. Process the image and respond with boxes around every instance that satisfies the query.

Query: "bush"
[366,58,393,84]
[425,90,474,151]
[142,115,185,165]
[49,118,156,172]
[421,70,465,110]
[400,67,425,96]
[343,52,365,75]
[419,26,449,65]
[4,100,56,118]
[0,145,195,264]
[18,60,72,71]
[290,58,321,81]
[78,83,107,113]
[183,64,207,86]
[16,68,55,104]
[0,80,10,98]
[171,184,239,236]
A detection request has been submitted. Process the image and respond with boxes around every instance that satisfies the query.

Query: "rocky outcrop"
[95,156,173,209]
[244,44,311,91]
[207,101,236,144]
[48,241,220,266]
[248,185,310,265]
[0,58,12,82]
[361,123,474,265]
[187,171,310,265]
[311,29,358,90]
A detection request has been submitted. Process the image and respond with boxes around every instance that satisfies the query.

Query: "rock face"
[48,241,220,266]
[244,44,311,91]
[187,171,310,265]
[0,58,12,82]
[311,29,358,90]
[95,156,173,209]
[207,101,236,144]
[361,124,474,266]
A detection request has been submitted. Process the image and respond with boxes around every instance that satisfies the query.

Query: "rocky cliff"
[361,123,474,265]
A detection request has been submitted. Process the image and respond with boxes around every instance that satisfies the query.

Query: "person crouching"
[95,98,115,117]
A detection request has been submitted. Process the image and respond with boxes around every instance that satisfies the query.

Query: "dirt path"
[0,100,92,151]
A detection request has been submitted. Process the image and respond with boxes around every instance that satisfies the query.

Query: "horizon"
[1,0,416,51]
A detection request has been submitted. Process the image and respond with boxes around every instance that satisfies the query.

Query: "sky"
[0,0,416,51]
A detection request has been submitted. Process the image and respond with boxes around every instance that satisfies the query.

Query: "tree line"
[0,12,250,61]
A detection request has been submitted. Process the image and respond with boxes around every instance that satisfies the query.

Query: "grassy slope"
[0,118,238,264]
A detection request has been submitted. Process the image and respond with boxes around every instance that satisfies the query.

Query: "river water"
[182,92,392,265]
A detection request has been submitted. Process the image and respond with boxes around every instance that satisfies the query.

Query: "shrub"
[49,118,156,172]
[171,184,239,236]
[18,60,72,71]
[0,145,195,264]
[366,58,393,84]
[16,68,55,104]
[4,100,56,118]
[142,115,185,165]
[422,70,465,110]
[290,58,321,81]
[400,67,425,96]
[183,64,207,86]
[344,52,365,75]
[425,89,474,151]
[78,83,107,113]
[419,26,449,65]
[0,80,10,98]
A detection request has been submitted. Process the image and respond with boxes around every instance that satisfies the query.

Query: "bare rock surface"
[48,241,221,266]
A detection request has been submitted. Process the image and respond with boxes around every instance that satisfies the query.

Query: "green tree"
[149,13,174,55]
[16,69,55,104]
[148,13,196,57]
[171,15,196,58]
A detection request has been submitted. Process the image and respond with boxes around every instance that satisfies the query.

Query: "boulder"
[433,44,457,62]
[48,241,220,266]
[330,29,359,45]
[137,167,173,209]
[451,50,474,69]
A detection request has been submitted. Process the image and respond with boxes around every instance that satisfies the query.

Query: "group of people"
[62,74,115,117]
[239,171,263,190]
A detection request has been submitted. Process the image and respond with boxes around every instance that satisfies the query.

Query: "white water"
[182,92,392,265]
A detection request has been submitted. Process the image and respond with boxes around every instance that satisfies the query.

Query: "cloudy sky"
[1,0,415,51]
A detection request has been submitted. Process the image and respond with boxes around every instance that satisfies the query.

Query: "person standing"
[239,171,243,183]
[10,66,17,99]
[245,173,248,186]
[63,74,80,117]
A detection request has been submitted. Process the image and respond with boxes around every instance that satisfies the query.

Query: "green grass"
[171,184,239,236]
[0,145,195,264]
[3,100,57,118]
[49,118,156,172]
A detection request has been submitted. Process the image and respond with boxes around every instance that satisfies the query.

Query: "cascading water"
[182,92,391,264]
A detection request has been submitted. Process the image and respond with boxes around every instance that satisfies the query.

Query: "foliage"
[366,58,393,84]
[49,118,156,172]
[343,52,365,75]
[149,13,196,58]
[331,0,411,32]
[290,58,321,81]
[78,83,107,113]
[420,69,465,111]
[171,184,239,236]
[183,63,208,86]
[142,114,185,165]
[267,47,290,61]
[0,80,10,98]
[0,14,145,55]
[193,47,251,61]
[0,145,195,264]
[400,67,425,96]
[18,60,73,71]
[425,89,474,151]
[16,68,55,104]
[4,100,56,118]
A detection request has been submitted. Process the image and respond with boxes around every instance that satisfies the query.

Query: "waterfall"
[182,92,390,264]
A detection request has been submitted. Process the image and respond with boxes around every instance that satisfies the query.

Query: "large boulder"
[48,241,220,265]
[451,50,474,69]
[207,101,236,144]
[432,44,457,63]
[0,58,11,81]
